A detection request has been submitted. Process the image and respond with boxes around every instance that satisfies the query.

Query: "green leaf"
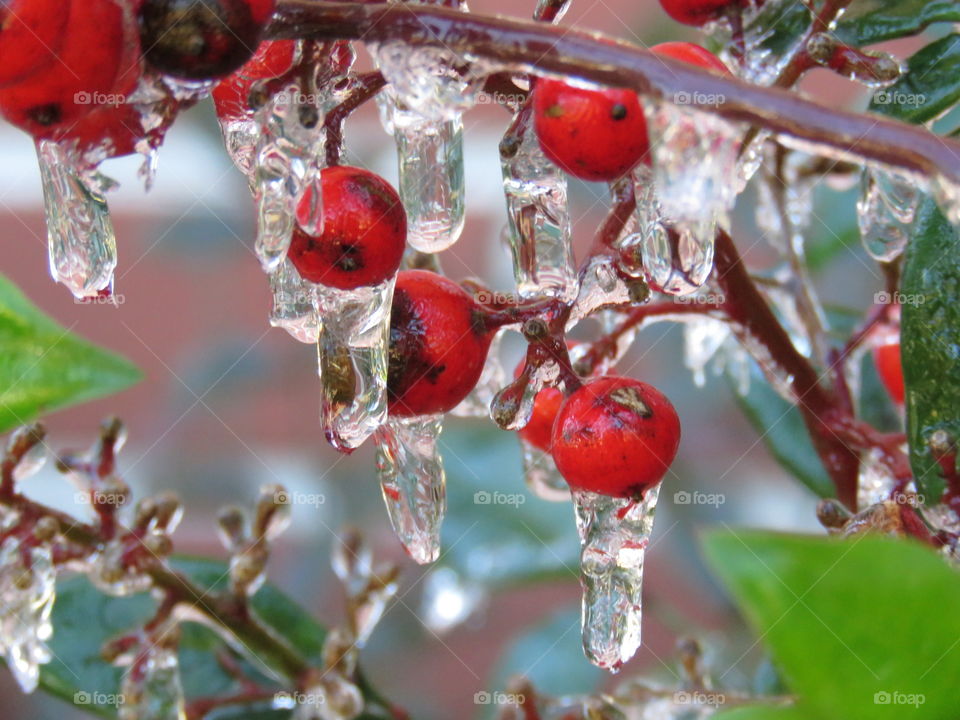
[836,0,960,46]
[901,197,960,503]
[868,34,960,124]
[727,363,834,499]
[703,530,960,720]
[38,556,338,719]
[0,274,141,432]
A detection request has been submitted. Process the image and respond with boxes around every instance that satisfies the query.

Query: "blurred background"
[0,0,918,716]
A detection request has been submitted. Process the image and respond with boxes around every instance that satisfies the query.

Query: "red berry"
[651,41,732,75]
[388,271,495,417]
[138,0,275,80]
[658,0,740,26]
[874,342,905,405]
[533,78,648,182]
[0,0,141,138]
[551,376,681,498]
[212,39,298,121]
[288,166,406,290]
[519,386,564,452]
[0,0,68,88]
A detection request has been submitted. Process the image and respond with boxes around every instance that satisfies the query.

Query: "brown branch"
[324,70,387,166]
[269,1,960,187]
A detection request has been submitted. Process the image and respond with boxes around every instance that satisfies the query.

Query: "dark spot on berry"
[28,104,61,126]
[388,289,431,403]
[333,242,363,272]
[610,103,627,120]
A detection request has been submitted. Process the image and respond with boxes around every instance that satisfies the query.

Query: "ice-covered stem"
[714,230,860,509]
[324,70,387,166]
[773,0,856,89]
[577,301,724,377]
[592,176,636,257]
[0,424,46,499]
[269,1,960,186]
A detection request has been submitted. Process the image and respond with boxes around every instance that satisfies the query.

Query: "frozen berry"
[212,39,298,121]
[874,341,904,405]
[533,78,648,182]
[551,376,681,498]
[651,41,732,74]
[0,0,68,87]
[388,271,495,417]
[288,166,406,290]
[658,0,742,26]
[138,0,276,80]
[0,0,141,138]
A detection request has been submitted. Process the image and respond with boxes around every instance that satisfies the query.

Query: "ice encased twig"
[375,415,446,564]
[37,140,117,299]
[573,486,659,671]
[119,645,187,720]
[0,539,55,693]
[501,125,577,302]
[316,278,394,451]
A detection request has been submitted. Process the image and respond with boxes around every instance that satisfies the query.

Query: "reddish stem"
[324,71,387,166]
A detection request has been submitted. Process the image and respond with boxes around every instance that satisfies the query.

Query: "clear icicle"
[568,255,635,326]
[451,328,507,418]
[269,259,320,343]
[857,167,920,262]
[521,440,569,501]
[573,486,660,671]
[684,317,734,388]
[637,99,741,296]
[501,124,577,302]
[120,646,187,720]
[375,415,446,564]
[37,140,117,299]
[713,0,809,86]
[89,539,152,597]
[390,100,466,253]
[0,540,55,693]
[316,278,394,451]
[218,116,260,178]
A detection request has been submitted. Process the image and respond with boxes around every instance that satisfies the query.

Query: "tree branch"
[270,1,960,187]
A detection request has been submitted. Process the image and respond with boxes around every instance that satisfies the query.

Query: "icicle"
[315,278,394,451]
[120,645,187,720]
[573,486,659,671]
[0,540,55,693]
[374,415,446,564]
[269,259,320,343]
[219,116,260,178]
[637,98,741,296]
[683,317,733,388]
[521,441,569,501]
[501,123,577,302]
[857,167,920,262]
[374,38,484,253]
[492,357,560,431]
[712,0,809,86]
[37,140,117,299]
[389,97,466,253]
[451,328,507,418]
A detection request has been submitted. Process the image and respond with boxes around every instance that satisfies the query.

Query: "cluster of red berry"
[0,0,275,159]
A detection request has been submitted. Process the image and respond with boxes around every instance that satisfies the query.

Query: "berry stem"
[324,70,387,166]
